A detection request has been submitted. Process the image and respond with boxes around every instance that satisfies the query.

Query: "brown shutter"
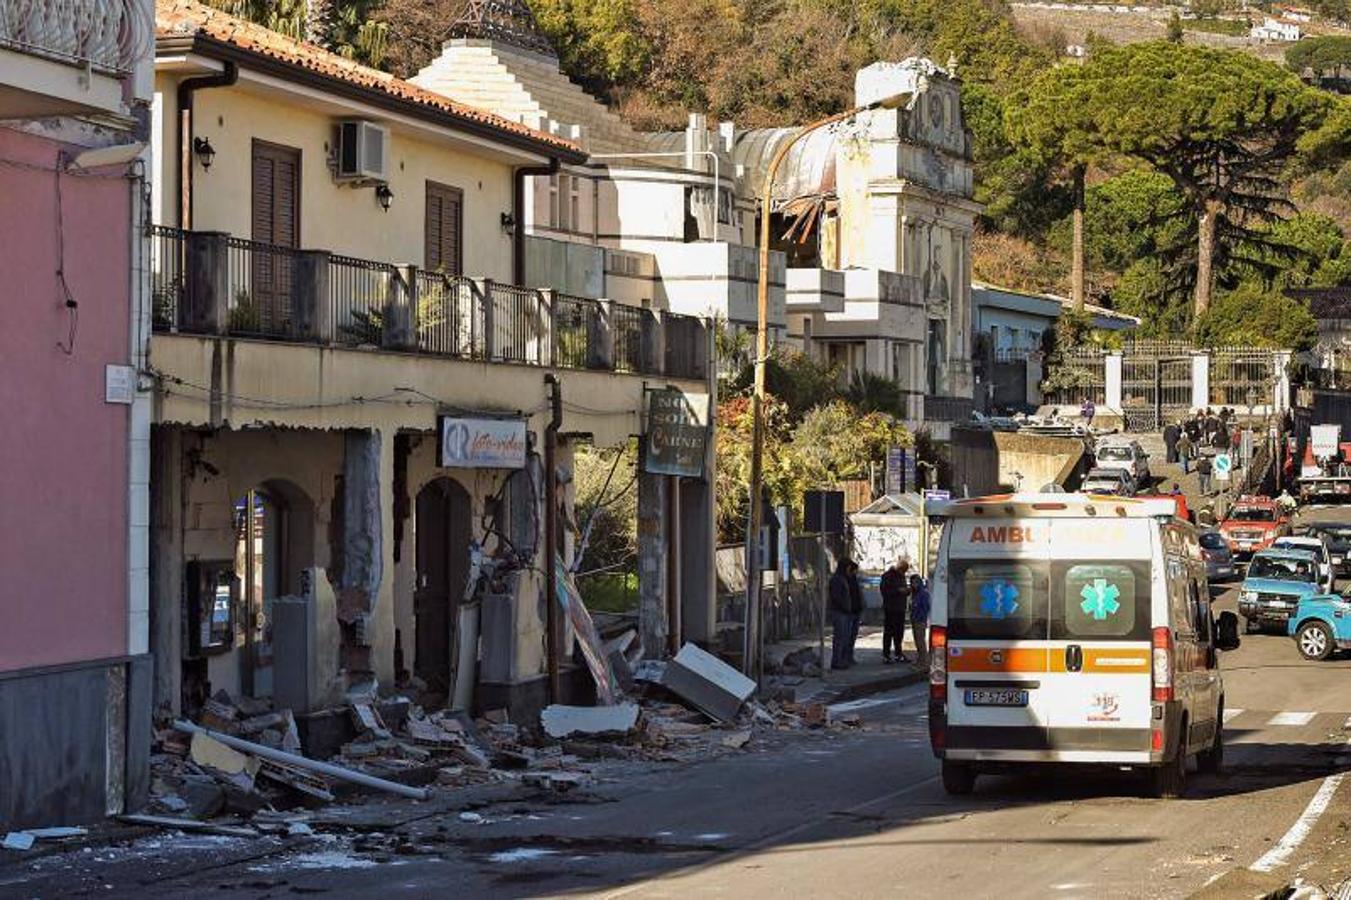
[425,182,463,275]
[249,140,301,334]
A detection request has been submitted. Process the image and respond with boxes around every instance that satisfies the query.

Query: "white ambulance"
[925,493,1241,798]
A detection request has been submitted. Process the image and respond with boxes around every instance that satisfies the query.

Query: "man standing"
[1197,453,1214,496]
[845,561,864,667]
[1177,431,1195,475]
[1163,420,1180,464]
[1081,398,1096,427]
[829,558,863,670]
[879,557,911,665]
[910,572,932,668]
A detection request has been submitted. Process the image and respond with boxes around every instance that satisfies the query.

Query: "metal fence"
[611,303,649,373]
[664,311,706,381]
[225,236,296,339]
[1042,348,1106,407]
[415,271,479,357]
[925,395,976,422]
[330,253,401,347]
[1121,353,1192,432]
[552,292,603,369]
[1211,348,1276,410]
[487,282,546,364]
[148,224,185,330]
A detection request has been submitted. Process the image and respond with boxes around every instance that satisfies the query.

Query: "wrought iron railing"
[925,395,976,423]
[148,224,185,330]
[552,292,603,369]
[146,227,709,380]
[225,236,297,339]
[0,0,146,74]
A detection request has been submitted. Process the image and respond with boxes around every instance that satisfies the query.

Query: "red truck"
[1218,495,1290,559]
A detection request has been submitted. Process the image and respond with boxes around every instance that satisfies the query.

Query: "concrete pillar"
[478,279,497,360]
[1105,352,1124,410]
[637,463,669,659]
[183,230,228,334]
[382,264,418,352]
[335,429,383,691]
[149,427,183,718]
[679,476,716,647]
[1192,352,1210,412]
[1274,351,1293,412]
[291,249,331,342]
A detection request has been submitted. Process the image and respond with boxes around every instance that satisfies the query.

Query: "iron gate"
[1120,341,1193,431]
[1042,348,1106,407]
[1211,348,1275,411]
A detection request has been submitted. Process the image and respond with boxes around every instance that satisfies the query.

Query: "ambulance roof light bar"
[926,493,1180,520]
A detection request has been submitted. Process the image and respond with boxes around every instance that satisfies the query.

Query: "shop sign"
[438,416,527,469]
[644,388,710,478]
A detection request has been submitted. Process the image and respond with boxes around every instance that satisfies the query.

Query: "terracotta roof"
[155,0,581,158]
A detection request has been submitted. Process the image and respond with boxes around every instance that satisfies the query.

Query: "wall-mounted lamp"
[500,211,517,233]
[193,136,216,171]
[375,183,393,212]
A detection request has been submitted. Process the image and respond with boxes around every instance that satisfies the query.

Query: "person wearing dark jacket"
[879,558,911,664]
[1163,422,1180,464]
[828,559,862,669]
[909,573,932,667]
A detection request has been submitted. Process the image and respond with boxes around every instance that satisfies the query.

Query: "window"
[425,181,464,275]
[1199,532,1228,551]
[948,560,1048,640]
[1052,561,1151,641]
[549,174,580,231]
[1247,555,1316,582]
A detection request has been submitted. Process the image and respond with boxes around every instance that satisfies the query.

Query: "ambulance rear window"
[1051,562,1151,641]
[948,561,1047,639]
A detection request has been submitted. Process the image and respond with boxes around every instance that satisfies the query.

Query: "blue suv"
[1238,549,1322,634]
[1288,593,1351,660]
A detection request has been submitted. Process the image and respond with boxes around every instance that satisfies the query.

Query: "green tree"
[1286,35,1351,79]
[1193,283,1319,350]
[207,0,388,65]
[1166,10,1184,43]
[1011,42,1332,321]
[792,400,911,487]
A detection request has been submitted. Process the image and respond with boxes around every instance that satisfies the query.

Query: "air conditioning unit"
[334,120,389,181]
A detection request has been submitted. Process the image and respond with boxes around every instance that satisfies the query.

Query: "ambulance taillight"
[1151,626,1174,703]
[929,625,948,703]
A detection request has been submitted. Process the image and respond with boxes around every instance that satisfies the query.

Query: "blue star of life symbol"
[979,580,1020,619]
[1080,578,1121,620]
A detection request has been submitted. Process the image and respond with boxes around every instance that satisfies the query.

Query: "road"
[6,552,1351,898]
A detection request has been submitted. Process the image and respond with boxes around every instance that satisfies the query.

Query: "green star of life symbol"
[1080,579,1121,621]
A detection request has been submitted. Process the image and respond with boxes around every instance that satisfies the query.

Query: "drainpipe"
[176,62,237,229]
[543,374,563,702]
[513,157,559,284]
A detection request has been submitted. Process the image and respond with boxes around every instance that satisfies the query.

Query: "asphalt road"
[6,580,1351,899]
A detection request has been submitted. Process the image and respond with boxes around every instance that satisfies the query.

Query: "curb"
[805,668,928,706]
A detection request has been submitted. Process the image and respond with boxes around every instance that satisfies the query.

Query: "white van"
[925,493,1241,798]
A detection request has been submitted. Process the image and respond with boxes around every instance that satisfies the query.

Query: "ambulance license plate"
[964,688,1028,707]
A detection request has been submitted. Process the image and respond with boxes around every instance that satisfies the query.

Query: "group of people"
[1163,408,1243,496]
[828,556,930,670]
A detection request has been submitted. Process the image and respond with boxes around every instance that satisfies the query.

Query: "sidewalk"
[763,626,927,707]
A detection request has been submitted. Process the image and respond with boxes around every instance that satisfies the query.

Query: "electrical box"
[185,559,237,657]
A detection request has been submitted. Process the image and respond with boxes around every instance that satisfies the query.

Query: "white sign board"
[1311,424,1341,459]
[104,364,135,404]
[438,416,526,469]
[1213,452,1232,481]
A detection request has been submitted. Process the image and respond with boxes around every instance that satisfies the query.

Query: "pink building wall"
[0,126,130,671]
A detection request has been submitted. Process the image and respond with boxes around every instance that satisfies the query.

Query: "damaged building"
[146,0,715,729]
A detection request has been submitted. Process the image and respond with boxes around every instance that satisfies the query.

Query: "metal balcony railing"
[146,225,709,381]
[925,395,976,423]
[0,0,146,74]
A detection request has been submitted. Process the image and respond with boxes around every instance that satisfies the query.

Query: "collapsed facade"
[415,4,980,431]
[147,0,715,725]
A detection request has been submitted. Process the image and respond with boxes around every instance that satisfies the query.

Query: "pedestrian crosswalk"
[1222,708,1351,737]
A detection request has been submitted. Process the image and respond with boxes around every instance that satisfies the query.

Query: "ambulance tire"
[941,760,977,795]
[1197,705,1224,775]
[1152,723,1188,799]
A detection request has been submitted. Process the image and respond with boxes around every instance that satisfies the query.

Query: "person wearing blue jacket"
[909,572,932,667]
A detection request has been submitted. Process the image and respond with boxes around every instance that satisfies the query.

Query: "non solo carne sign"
[644,388,710,478]
[438,416,527,469]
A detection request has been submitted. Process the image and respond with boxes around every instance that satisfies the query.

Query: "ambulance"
[925,494,1241,798]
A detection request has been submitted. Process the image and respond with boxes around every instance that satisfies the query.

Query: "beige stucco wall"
[154,72,517,280]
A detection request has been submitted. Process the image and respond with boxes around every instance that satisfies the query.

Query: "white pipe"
[589,150,723,242]
[173,720,433,801]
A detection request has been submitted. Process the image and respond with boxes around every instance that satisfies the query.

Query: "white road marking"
[827,696,907,714]
[1344,715,1351,731]
[1250,774,1345,873]
[1223,707,1245,723]
[1267,711,1317,727]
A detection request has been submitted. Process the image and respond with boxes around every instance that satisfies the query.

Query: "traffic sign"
[1213,452,1232,481]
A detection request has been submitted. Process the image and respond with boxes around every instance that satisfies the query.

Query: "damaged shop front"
[147,334,715,747]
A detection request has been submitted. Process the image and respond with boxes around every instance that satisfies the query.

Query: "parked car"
[1094,440,1151,485]
[1238,548,1323,633]
[1218,496,1290,560]
[1271,535,1336,593]
[1301,522,1351,575]
[1200,530,1236,582]
[1081,467,1136,496]
[1288,592,1351,660]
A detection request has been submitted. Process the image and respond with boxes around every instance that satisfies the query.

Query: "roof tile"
[155,0,579,156]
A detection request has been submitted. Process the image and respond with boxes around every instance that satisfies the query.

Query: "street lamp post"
[743,89,921,677]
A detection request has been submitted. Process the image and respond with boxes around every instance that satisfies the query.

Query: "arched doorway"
[415,477,473,702]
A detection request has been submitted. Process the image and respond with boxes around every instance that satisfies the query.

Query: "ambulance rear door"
[1040,517,1156,761]
[943,518,1053,757]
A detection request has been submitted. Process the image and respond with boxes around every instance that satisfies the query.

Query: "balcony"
[148,225,710,382]
[785,268,845,314]
[0,0,144,118]
[644,241,786,328]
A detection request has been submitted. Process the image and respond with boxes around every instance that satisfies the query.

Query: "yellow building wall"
[155,74,517,281]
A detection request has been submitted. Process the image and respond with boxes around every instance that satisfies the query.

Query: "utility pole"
[543,374,562,703]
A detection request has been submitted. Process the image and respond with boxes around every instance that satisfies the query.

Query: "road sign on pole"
[1214,452,1232,481]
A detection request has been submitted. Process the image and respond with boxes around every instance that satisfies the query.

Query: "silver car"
[1200,529,1236,582]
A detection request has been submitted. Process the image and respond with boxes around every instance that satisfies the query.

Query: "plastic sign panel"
[644,388,710,478]
[438,416,527,469]
[1213,452,1232,481]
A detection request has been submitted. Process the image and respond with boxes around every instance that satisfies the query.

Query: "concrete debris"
[801,702,827,728]
[631,660,667,684]
[118,814,260,838]
[661,643,757,723]
[458,811,484,824]
[540,703,640,739]
[522,771,588,792]
[722,730,752,749]
[2,833,35,851]
[189,732,261,789]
